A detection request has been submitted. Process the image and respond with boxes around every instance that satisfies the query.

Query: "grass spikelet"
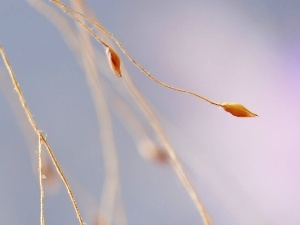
[106,46,122,77]
[221,102,258,117]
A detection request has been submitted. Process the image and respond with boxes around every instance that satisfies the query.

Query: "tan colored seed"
[221,102,258,117]
[106,46,122,77]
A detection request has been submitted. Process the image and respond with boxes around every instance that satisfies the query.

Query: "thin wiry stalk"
[38,135,45,225]
[123,75,212,225]
[0,67,38,180]
[55,3,211,223]
[0,45,84,225]
[51,0,222,107]
[71,1,125,224]
[49,1,211,224]
[50,2,212,224]
[110,89,148,146]
[27,1,127,223]
[26,0,79,52]
[51,3,110,51]
[75,21,119,225]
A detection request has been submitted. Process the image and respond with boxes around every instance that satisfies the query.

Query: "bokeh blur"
[1,0,300,225]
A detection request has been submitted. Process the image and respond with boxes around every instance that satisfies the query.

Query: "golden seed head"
[221,102,258,117]
[106,46,122,77]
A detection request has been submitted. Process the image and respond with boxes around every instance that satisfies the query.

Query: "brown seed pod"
[221,102,258,117]
[105,46,122,77]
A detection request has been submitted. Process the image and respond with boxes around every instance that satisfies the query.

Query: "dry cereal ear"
[221,102,258,117]
[106,46,122,77]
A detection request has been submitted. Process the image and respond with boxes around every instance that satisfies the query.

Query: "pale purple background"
[1,0,300,225]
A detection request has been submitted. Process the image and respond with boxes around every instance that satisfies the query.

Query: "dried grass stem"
[0,45,84,225]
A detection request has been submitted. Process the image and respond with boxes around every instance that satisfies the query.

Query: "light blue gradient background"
[1,1,300,224]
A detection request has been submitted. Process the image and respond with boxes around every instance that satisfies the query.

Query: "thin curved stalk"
[26,1,127,223]
[38,135,45,225]
[49,2,212,224]
[71,1,124,223]
[51,0,221,107]
[0,45,84,225]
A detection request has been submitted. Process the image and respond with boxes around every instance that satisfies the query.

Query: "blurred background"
[1,0,300,224]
